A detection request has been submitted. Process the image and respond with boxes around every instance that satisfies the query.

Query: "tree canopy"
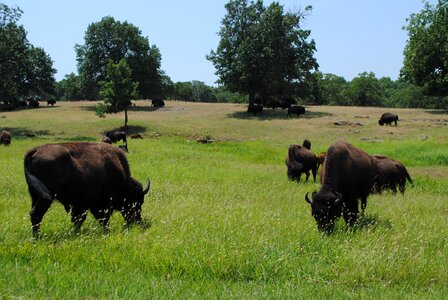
[0,3,56,105]
[76,16,163,100]
[208,0,318,105]
[401,0,448,97]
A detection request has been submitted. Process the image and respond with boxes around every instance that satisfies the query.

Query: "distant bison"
[105,131,127,144]
[47,100,56,106]
[305,141,376,232]
[287,105,305,117]
[28,99,39,108]
[371,155,412,194]
[378,112,398,126]
[130,133,143,139]
[0,130,11,145]
[247,104,263,115]
[101,136,112,144]
[315,152,326,170]
[152,98,165,108]
[24,142,150,238]
[285,142,317,182]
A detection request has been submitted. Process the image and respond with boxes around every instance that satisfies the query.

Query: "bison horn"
[143,178,151,195]
[305,192,313,205]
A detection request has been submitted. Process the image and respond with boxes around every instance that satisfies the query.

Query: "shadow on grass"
[103,125,147,135]
[228,109,333,120]
[356,213,392,231]
[80,104,163,113]
[426,109,448,115]
[2,127,50,137]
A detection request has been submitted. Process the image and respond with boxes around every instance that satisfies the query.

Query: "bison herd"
[0,107,411,238]
[287,139,412,233]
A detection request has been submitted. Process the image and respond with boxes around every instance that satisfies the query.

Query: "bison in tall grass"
[285,142,317,182]
[371,155,413,194]
[24,142,150,238]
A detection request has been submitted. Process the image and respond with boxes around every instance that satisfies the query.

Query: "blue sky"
[2,0,435,85]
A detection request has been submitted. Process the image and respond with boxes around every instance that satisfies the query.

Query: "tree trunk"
[248,91,255,107]
[124,106,128,129]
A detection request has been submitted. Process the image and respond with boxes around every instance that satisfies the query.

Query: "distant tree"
[96,59,138,128]
[344,72,383,107]
[56,73,85,100]
[76,16,163,100]
[0,3,56,104]
[172,82,194,101]
[401,0,448,97]
[317,72,349,105]
[208,0,318,106]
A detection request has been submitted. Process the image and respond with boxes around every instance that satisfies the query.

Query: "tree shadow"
[103,125,147,135]
[228,109,332,120]
[2,127,50,137]
[426,109,448,115]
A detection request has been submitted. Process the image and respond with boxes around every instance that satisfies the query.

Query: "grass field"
[0,100,447,298]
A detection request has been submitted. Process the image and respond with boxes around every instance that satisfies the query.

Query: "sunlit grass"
[0,101,447,298]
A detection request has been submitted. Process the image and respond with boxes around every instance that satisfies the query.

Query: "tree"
[344,72,383,107]
[76,16,163,100]
[401,0,448,97]
[317,72,349,105]
[55,73,84,100]
[208,0,317,106]
[0,3,56,104]
[96,59,138,128]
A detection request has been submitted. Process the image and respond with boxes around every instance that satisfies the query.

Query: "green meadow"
[0,101,447,298]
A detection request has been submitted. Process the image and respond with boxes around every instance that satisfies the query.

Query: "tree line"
[1,0,447,112]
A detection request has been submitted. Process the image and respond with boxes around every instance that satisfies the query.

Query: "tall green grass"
[0,102,447,298]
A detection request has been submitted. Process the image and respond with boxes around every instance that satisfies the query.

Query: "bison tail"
[404,167,413,185]
[24,149,52,201]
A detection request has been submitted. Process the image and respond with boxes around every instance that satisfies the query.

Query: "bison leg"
[360,197,367,214]
[29,194,52,239]
[71,207,88,232]
[91,207,112,229]
[312,166,317,182]
[304,171,310,182]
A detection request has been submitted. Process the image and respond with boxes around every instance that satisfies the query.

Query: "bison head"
[378,119,384,126]
[305,191,343,233]
[122,177,150,224]
[286,162,303,181]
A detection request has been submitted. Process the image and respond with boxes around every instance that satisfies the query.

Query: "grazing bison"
[28,99,39,108]
[247,104,263,115]
[287,105,305,117]
[285,143,317,182]
[152,98,165,108]
[302,139,311,150]
[0,130,11,145]
[130,133,143,139]
[47,100,56,106]
[371,155,413,194]
[105,131,127,144]
[378,112,398,126]
[305,141,376,232]
[24,142,150,238]
[101,136,112,144]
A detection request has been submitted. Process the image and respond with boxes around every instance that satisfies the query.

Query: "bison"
[47,100,56,106]
[315,152,326,170]
[305,141,376,232]
[28,99,39,108]
[287,105,305,117]
[371,155,413,194]
[152,98,165,108]
[378,112,398,126]
[105,130,127,144]
[247,104,263,115]
[0,130,11,145]
[24,142,150,238]
[101,136,112,144]
[285,143,317,182]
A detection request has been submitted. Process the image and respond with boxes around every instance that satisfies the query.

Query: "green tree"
[317,72,349,105]
[56,73,84,100]
[208,0,317,106]
[97,59,138,128]
[401,0,448,97]
[344,72,383,107]
[76,16,163,100]
[0,3,55,104]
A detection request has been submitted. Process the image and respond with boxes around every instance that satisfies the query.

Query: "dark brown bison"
[305,141,376,232]
[28,99,39,108]
[0,130,11,145]
[152,98,165,108]
[24,142,150,238]
[47,100,56,106]
[247,104,263,115]
[101,136,112,144]
[285,143,317,182]
[371,155,413,194]
[105,131,127,144]
[287,105,305,117]
[378,112,398,126]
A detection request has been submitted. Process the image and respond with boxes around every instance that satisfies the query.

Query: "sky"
[2,0,436,86]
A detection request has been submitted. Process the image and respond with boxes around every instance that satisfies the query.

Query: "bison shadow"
[103,125,147,136]
[426,109,448,115]
[228,109,332,121]
[2,127,50,138]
